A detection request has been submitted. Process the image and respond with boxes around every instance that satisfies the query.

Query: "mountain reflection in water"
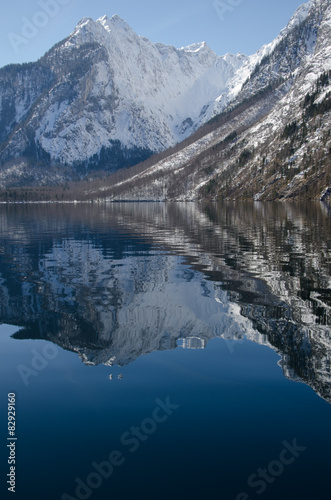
[0,201,330,402]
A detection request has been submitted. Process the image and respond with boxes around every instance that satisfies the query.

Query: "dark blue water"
[0,202,330,500]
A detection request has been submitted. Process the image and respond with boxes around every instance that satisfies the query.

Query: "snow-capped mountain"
[0,14,248,186]
[0,0,330,198]
[89,0,330,202]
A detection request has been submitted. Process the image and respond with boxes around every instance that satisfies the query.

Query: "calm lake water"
[0,202,330,500]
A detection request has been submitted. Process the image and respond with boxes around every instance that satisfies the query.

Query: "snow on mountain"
[221,0,319,106]
[61,13,248,148]
[89,0,330,203]
[0,13,248,183]
[0,0,329,193]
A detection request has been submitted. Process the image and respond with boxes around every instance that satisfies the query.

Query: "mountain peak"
[97,14,133,34]
[71,14,137,46]
[97,14,111,23]
[183,41,206,51]
[72,16,101,38]
[283,0,315,32]
[181,41,211,53]
[180,41,219,62]
[76,17,96,29]
[110,14,127,23]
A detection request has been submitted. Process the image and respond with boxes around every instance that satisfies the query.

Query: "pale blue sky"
[0,0,307,68]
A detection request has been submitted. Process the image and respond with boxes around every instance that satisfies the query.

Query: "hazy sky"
[0,0,307,68]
